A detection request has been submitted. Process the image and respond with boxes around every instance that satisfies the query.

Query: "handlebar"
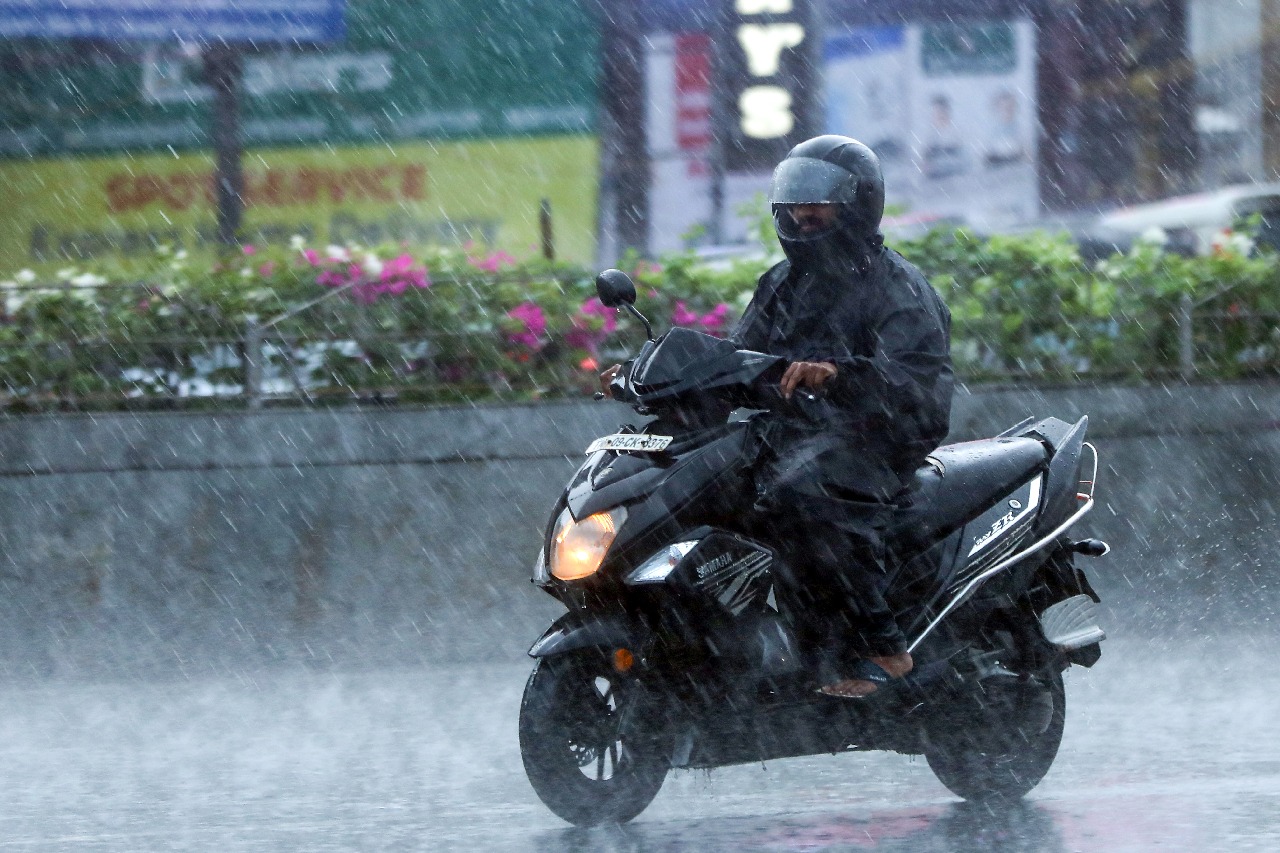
[601,353,828,423]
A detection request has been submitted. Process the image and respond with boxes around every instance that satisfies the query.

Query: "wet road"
[0,635,1275,851]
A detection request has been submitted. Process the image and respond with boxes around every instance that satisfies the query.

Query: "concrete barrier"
[1,381,1277,678]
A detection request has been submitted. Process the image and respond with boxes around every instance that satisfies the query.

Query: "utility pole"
[1264,0,1280,177]
[205,43,245,248]
[599,0,649,258]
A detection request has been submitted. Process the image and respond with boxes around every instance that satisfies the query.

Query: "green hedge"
[1,227,1278,411]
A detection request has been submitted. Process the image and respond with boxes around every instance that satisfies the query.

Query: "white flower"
[289,234,307,251]
[174,249,189,261]
[5,292,26,314]
[361,253,384,277]
[15,268,36,284]
[155,244,172,256]
[56,267,77,281]
[240,266,253,278]
[1228,232,1255,256]
[1138,226,1168,247]
[326,245,349,262]
[70,272,107,287]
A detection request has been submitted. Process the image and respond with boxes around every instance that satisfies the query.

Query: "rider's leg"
[765,484,911,695]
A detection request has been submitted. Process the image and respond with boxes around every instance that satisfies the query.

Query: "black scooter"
[519,270,1109,826]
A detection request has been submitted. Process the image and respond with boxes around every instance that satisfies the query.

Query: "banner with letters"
[0,136,599,270]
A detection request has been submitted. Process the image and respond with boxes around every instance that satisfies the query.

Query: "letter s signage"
[721,0,816,171]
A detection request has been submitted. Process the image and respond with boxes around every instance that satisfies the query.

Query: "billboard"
[646,33,715,252]
[720,0,821,173]
[826,20,1039,229]
[0,0,598,159]
[0,0,345,43]
[0,135,600,269]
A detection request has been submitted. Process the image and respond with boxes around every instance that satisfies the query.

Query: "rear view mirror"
[594,269,637,308]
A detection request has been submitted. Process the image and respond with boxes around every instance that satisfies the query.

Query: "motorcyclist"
[741,135,953,697]
[600,135,952,697]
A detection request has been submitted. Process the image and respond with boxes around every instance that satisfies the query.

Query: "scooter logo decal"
[968,476,1043,557]
[696,553,734,579]
[694,551,772,615]
[971,510,1019,553]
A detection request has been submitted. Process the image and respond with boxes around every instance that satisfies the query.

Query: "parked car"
[1089,182,1280,256]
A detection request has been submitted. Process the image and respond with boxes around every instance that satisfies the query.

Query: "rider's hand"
[780,361,837,399]
[599,364,622,395]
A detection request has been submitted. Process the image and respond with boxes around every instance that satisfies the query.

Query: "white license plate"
[586,434,674,454]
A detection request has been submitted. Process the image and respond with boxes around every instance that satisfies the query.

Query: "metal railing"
[1,281,1277,412]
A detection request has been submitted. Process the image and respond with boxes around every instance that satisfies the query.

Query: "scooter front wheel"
[519,651,668,826]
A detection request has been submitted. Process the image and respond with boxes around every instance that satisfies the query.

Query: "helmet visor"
[770,157,858,205]
[774,205,841,241]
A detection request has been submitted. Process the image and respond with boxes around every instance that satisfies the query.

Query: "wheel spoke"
[609,741,620,777]
[596,748,607,781]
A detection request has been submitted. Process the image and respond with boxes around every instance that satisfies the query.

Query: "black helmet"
[770,135,885,252]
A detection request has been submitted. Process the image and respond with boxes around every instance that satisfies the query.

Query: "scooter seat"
[887,436,1049,555]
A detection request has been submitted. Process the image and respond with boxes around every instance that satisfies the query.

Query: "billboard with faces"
[826,19,1039,230]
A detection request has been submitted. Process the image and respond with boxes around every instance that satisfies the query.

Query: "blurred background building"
[0,0,1275,266]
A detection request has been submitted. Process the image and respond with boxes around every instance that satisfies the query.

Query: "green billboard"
[0,0,599,159]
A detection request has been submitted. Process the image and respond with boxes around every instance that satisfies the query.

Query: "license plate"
[586,434,674,454]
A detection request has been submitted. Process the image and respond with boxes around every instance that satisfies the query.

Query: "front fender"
[527,612,643,658]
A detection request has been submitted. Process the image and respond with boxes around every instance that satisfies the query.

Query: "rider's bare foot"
[819,651,914,698]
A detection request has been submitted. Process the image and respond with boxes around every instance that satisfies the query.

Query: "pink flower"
[701,303,730,333]
[672,301,731,336]
[505,301,547,350]
[257,261,276,277]
[378,253,431,295]
[242,244,256,256]
[302,248,321,266]
[565,298,618,352]
[383,253,415,278]
[672,300,699,327]
[580,297,617,324]
[468,250,518,273]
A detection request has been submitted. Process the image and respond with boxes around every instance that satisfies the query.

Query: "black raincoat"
[731,239,953,660]
[732,241,954,501]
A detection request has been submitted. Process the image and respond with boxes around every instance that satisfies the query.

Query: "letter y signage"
[719,0,817,172]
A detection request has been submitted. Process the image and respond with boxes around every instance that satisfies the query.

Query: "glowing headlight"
[627,540,700,584]
[550,506,628,581]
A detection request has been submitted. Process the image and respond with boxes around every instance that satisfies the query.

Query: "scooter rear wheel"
[923,665,1066,802]
[519,651,667,826]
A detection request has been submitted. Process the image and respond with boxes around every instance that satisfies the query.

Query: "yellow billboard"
[0,135,599,271]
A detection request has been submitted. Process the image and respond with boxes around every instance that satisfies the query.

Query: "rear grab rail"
[907,442,1101,654]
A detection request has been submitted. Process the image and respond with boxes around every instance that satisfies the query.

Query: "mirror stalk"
[624,303,655,341]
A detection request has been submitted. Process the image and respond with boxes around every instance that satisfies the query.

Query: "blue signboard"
[0,0,345,43]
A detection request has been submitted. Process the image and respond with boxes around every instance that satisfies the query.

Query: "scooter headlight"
[550,506,628,581]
